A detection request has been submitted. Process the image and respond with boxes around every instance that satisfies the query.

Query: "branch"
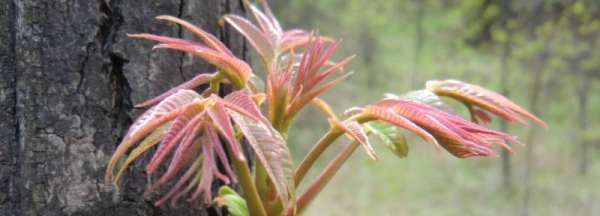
[293,128,344,186]
[231,156,267,216]
[285,141,360,215]
[294,114,371,186]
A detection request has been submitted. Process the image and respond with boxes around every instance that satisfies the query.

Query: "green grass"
[296,132,600,216]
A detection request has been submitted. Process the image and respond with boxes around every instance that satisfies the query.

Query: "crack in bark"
[0,1,20,215]
[96,1,136,212]
[4,0,245,215]
[77,43,93,92]
[98,0,118,51]
[177,0,187,81]
[218,0,227,44]
[9,0,21,215]
[98,0,133,136]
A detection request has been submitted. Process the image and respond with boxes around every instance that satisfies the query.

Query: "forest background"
[270,0,600,215]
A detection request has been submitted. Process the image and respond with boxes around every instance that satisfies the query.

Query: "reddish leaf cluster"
[369,99,517,157]
[223,0,323,63]
[426,79,547,126]
[129,15,251,90]
[106,1,547,214]
[267,37,353,128]
[353,81,546,158]
[106,90,276,206]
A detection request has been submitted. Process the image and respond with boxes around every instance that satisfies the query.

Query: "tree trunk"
[499,49,512,189]
[520,52,547,216]
[498,0,512,190]
[360,24,378,88]
[576,67,591,175]
[0,0,247,215]
[411,0,424,88]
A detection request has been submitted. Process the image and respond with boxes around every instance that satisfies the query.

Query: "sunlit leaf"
[106,90,201,181]
[279,31,312,52]
[154,156,203,207]
[205,125,236,182]
[145,129,203,196]
[136,73,215,108]
[215,94,262,121]
[247,4,282,42]
[363,105,439,148]
[256,0,282,34]
[223,91,267,123]
[333,120,377,160]
[229,111,293,204]
[224,15,275,60]
[114,123,170,189]
[426,79,547,127]
[236,0,321,56]
[156,15,234,56]
[286,72,351,119]
[129,18,252,88]
[191,135,218,204]
[128,33,202,47]
[127,90,201,139]
[365,122,409,158]
[279,30,333,53]
[146,102,204,174]
[225,92,294,205]
[207,101,245,160]
[283,37,353,120]
[399,90,455,114]
[153,42,251,86]
[373,99,517,158]
[465,104,493,124]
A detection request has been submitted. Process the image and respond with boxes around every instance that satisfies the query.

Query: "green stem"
[256,88,291,215]
[216,69,245,90]
[294,115,371,187]
[285,141,360,216]
[294,128,344,187]
[254,161,273,211]
[232,156,267,216]
[209,78,221,94]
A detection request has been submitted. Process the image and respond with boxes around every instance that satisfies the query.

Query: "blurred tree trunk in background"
[576,62,591,175]
[411,0,424,88]
[498,0,513,190]
[520,52,548,216]
[572,18,597,176]
[0,0,246,215]
[498,49,512,189]
[360,24,378,87]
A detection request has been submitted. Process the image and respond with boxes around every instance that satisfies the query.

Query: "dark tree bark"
[0,0,247,215]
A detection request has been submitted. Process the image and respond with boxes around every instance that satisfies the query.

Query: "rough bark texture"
[0,0,247,215]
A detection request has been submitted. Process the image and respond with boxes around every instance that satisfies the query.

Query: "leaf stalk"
[232,155,267,216]
[286,141,360,215]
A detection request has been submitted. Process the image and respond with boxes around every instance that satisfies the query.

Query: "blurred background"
[266,0,600,215]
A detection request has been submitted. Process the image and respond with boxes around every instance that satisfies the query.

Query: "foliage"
[106,0,547,215]
[273,0,599,215]
[215,186,250,216]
